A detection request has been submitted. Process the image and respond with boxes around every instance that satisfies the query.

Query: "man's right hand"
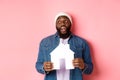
[43,62,53,72]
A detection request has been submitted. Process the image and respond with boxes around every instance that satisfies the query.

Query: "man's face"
[56,16,71,38]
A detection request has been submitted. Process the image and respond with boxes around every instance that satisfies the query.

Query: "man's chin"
[59,32,70,39]
[60,30,67,34]
[60,32,67,35]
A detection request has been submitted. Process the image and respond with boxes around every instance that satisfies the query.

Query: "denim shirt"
[35,32,93,80]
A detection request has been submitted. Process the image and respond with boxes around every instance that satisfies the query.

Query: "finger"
[73,59,81,63]
[45,64,53,70]
[45,66,53,71]
[79,63,85,69]
[73,62,80,67]
[74,58,84,62]
[44,67,52,71]
[46,64,53,69]
[46,66,52,69]
[46,68,53,72]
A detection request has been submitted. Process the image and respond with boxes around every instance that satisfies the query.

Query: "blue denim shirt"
[36,32,93,80]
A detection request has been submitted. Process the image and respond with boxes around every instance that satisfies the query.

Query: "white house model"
[50,43,74,70]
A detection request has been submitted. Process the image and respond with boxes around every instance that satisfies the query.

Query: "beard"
[56,26,71,39]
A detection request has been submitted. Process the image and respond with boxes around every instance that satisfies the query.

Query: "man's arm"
[82,41,93,74]
[35,40,46,74]
[35,39,53,74]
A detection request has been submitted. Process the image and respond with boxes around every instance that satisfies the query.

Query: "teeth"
[61,26,66,29]
[61,28,66,31]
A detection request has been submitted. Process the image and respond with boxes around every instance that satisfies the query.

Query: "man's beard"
[56,26,71,39]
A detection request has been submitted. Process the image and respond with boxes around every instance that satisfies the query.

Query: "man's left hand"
[73,58,85,69]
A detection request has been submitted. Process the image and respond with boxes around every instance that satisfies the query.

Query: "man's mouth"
[60,27,66,31]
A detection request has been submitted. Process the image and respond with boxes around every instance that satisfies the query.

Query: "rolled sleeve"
[82,41,93,74]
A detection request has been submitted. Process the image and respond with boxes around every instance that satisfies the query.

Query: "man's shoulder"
[72,34,86,41]
[72,34,88,44]
[44,34,55,39]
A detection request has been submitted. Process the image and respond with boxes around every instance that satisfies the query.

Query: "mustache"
[60,25,66,28]
[59,26,67,29]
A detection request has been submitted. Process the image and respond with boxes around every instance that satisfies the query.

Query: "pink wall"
[0,0,120,80]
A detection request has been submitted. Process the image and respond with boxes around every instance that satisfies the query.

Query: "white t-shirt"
[56,38,70,80]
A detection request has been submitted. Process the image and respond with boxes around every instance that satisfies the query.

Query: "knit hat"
[54,12,72,25]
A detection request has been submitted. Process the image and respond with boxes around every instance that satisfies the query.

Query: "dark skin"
[43,16,85,72]
[56,16,71,39]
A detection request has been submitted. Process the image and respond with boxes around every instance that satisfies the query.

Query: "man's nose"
[61,22,65,26]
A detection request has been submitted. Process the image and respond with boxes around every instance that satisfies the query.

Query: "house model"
[50,43,74,70]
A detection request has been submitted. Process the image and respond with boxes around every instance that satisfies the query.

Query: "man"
[35,12,93,80]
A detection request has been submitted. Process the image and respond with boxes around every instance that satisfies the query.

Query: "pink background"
[0,0,120,80]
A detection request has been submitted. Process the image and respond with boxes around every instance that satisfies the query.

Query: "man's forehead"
[57,16,70,20]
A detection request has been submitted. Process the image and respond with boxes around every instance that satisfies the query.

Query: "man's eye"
[65,20,68,23]
[58,21,61,24]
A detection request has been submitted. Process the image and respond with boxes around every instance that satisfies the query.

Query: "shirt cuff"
[42,66,50,74]
[82,63,88,74]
